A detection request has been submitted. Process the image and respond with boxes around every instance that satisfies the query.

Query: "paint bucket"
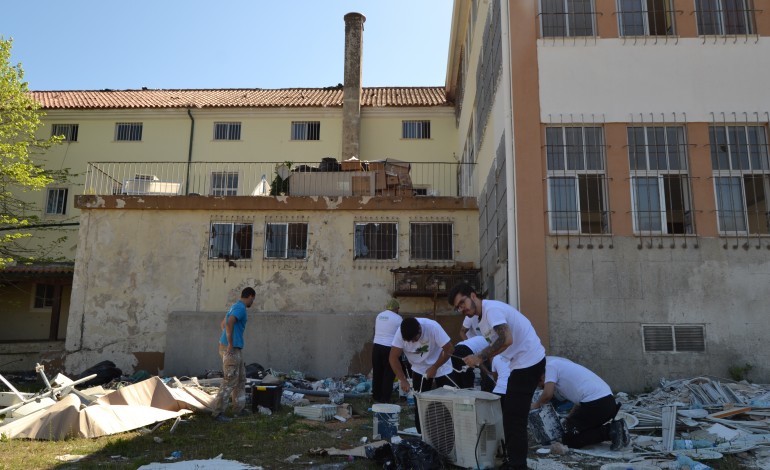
[528,403,564,445]
[372,403,401,441]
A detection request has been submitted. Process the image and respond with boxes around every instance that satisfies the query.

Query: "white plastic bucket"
[372,403,401,440]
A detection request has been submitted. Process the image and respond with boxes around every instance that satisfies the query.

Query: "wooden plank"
[707,406,751,419]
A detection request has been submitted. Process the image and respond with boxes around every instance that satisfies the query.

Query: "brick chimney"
[342,12,365,160]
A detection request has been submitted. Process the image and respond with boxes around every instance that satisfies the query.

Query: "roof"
[0,263,74,277]
[30,87,451,110]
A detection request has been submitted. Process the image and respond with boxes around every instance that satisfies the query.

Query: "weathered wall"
[546,237,770,393]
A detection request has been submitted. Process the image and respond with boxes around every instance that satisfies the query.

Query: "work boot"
[609,419,629,450]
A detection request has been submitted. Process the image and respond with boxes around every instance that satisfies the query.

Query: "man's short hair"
[400,317,420,342]
[241,287,256,298]
[447,282,476,306]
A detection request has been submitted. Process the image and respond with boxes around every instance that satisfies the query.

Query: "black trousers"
[450,344,495,391]
[504,357,546,469]
[562,395,619,448]
[412,371,453,434]
[371,343,395,403]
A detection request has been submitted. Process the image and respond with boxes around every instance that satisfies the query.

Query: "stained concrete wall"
[546,237,770,393]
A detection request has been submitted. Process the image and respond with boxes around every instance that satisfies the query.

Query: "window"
[540,0,595,37]
[628,126,693,234]
[45,188,68,215]
[211,172,239,196]
[696,0,754,35]
[710,125,769,234]
[643,325,705,352]
[617,0,675,36]
[291,121,320,141]
[354,222,398,260]
[410,223,453,260]
[209,223,253,259]
[214,122,241,141]
[51,124,79,142]
[33,284,55,309]
[265,223,308,259]
[402,120,431,139]
[115,122,143,141]
[545,126,609,234]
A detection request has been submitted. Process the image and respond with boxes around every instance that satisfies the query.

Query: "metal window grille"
[214,122,241,141]
[709,124,770,235]
[264,223,308,259]
[643,324,705,352]
[34,284,55,309]
[209,222,253,259]
[45,188,68,215]
[617,0,676,36]
[695,0,755,35]
[354,222,398,260]
[51,124,79,142]
[545,126,610,234]
[410,223,453,260]
[291,121,321,141]
[540,0,596,37]
[402,121,431,139]
[115,122,143,141]
[211,171,239,196]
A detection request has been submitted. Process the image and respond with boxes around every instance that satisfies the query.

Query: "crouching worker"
[531,356,629,450]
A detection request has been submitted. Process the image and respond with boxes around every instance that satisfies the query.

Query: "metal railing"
[83,161,472,198]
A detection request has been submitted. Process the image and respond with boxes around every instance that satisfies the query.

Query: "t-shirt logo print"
[415,344,429,356]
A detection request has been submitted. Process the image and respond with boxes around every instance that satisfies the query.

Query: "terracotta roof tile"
[31,87,449,110]
[0,263,74,276]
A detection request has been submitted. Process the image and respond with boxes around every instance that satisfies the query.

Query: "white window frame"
[539,0,596,38]
[617,0,675,36]
[210,171,239,196]
[213,122,242,141]
[51,123,79,142]
[402,120,431,139]
[45,187,68,216]
[209,222,253,260]
[409,222,453,261]
[695,0,754,35]
[353,222,398,260]
[291,121,321,141]
[115,122,143,141]
[264,222,309,259]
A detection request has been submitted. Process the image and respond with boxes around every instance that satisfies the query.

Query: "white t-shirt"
[491,355,511,395]
[544,356,612,404]
[392,318,452,377]
[477,299,545,370]
[456,336,488,355]
[373,310,403,346]
[462,315,481,338]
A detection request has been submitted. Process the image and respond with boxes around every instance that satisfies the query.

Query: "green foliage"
[0,36,65,268]
[728,363,753,382]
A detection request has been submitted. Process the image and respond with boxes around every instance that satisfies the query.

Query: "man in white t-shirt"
[389,317,454,433]
[371,298,403,403]
[531,356,629,450]
[459,314,481,339]
[449,282,546,470]
[450,335,489,389]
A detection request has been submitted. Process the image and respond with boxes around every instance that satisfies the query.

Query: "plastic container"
[372,403,401,441]
[252,384,283,412]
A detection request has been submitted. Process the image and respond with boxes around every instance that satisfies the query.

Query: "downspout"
[501,0,520,307]
[185,108,195,195]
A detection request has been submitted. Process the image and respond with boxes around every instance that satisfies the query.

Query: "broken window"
[209,223,253,260]
[410,223,453,260]
[211,171,239,196]
[540,0,596,37]
[265,223,308,259]
[618,0,675,36]
[546,126,609,234]
[628,126,693,234]
[354,222,398,260]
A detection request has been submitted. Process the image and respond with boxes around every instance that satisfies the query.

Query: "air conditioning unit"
[416,387,503,469]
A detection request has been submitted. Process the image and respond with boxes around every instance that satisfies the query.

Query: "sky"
[1,1,454,91]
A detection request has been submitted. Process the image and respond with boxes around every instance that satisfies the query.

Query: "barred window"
[710,125,769,234]
[51,124,79,142]
[540,0,595,37]
[209,223,253,259]
[265,223,308,259]
[354,222,398,260]
[211,172,239,196]
[402,120,431,139]
[410,223,453,260]
[618,0,676,36]
[628,126,693,234]
[214,122,241,141]
[291,121,321,141]
[45,188,68,215]
[696,0,754,35]
[33,284,55,309]
[115,122,143,141]
[545,126,609,234]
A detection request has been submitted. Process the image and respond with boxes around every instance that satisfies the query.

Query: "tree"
[0,36,65,268]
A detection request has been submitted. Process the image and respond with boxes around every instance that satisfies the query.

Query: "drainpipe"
[500,0,520,308]
[185,108,195,195]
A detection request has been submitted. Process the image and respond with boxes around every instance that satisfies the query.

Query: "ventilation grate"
[674,325,705,352]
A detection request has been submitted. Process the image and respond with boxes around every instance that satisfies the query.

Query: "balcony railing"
[83,160,472,198]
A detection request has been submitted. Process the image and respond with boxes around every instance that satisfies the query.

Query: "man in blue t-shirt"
[212,287,256,422]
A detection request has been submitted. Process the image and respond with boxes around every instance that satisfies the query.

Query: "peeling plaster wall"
[65,199,479,376]
[546,237,770,392]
